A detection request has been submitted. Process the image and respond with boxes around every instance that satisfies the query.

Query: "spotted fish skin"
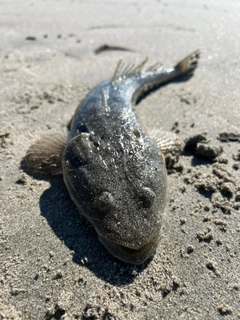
[25,51,200,264]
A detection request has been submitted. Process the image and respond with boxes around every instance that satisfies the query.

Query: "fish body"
[25,51,200,264]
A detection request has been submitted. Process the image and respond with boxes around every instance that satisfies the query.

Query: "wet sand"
[0,0,240,319]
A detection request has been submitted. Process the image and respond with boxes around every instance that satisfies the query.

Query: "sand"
[0,0,240,319]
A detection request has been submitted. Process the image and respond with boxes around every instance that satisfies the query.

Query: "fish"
[25,50,200,264]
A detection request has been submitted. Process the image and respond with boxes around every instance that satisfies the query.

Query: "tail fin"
[175,50,200,75]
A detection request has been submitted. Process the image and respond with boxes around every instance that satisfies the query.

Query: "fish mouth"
[98,235,158,265]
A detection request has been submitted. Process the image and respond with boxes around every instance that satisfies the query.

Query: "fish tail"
[175,50,200,75]
[131,50,200,104]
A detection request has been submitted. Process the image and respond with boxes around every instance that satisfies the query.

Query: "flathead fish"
[25,51,200,264]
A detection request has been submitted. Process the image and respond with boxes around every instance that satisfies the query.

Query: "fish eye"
[138,187,156,208]
[98,191,115,211]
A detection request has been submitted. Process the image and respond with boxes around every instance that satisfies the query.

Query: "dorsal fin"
[112,57,148,88]
[112,59,124,83]
[146,61,163,72]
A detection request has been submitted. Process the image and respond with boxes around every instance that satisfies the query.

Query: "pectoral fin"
[25,129,70,175]
[148,128,182,154]
[148,128,183,169]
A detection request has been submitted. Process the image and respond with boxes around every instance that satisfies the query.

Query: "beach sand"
[0,1,239,319]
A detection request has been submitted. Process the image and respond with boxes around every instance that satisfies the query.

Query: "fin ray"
[25,129,70,175]
[175,49,200,74]
[146,61,163,72]
[148,128,183,155]
[112,57,148,87]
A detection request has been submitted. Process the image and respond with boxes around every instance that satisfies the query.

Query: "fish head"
[62,131,167,264]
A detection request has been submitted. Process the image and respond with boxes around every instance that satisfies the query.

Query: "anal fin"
[25,129,70,175]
